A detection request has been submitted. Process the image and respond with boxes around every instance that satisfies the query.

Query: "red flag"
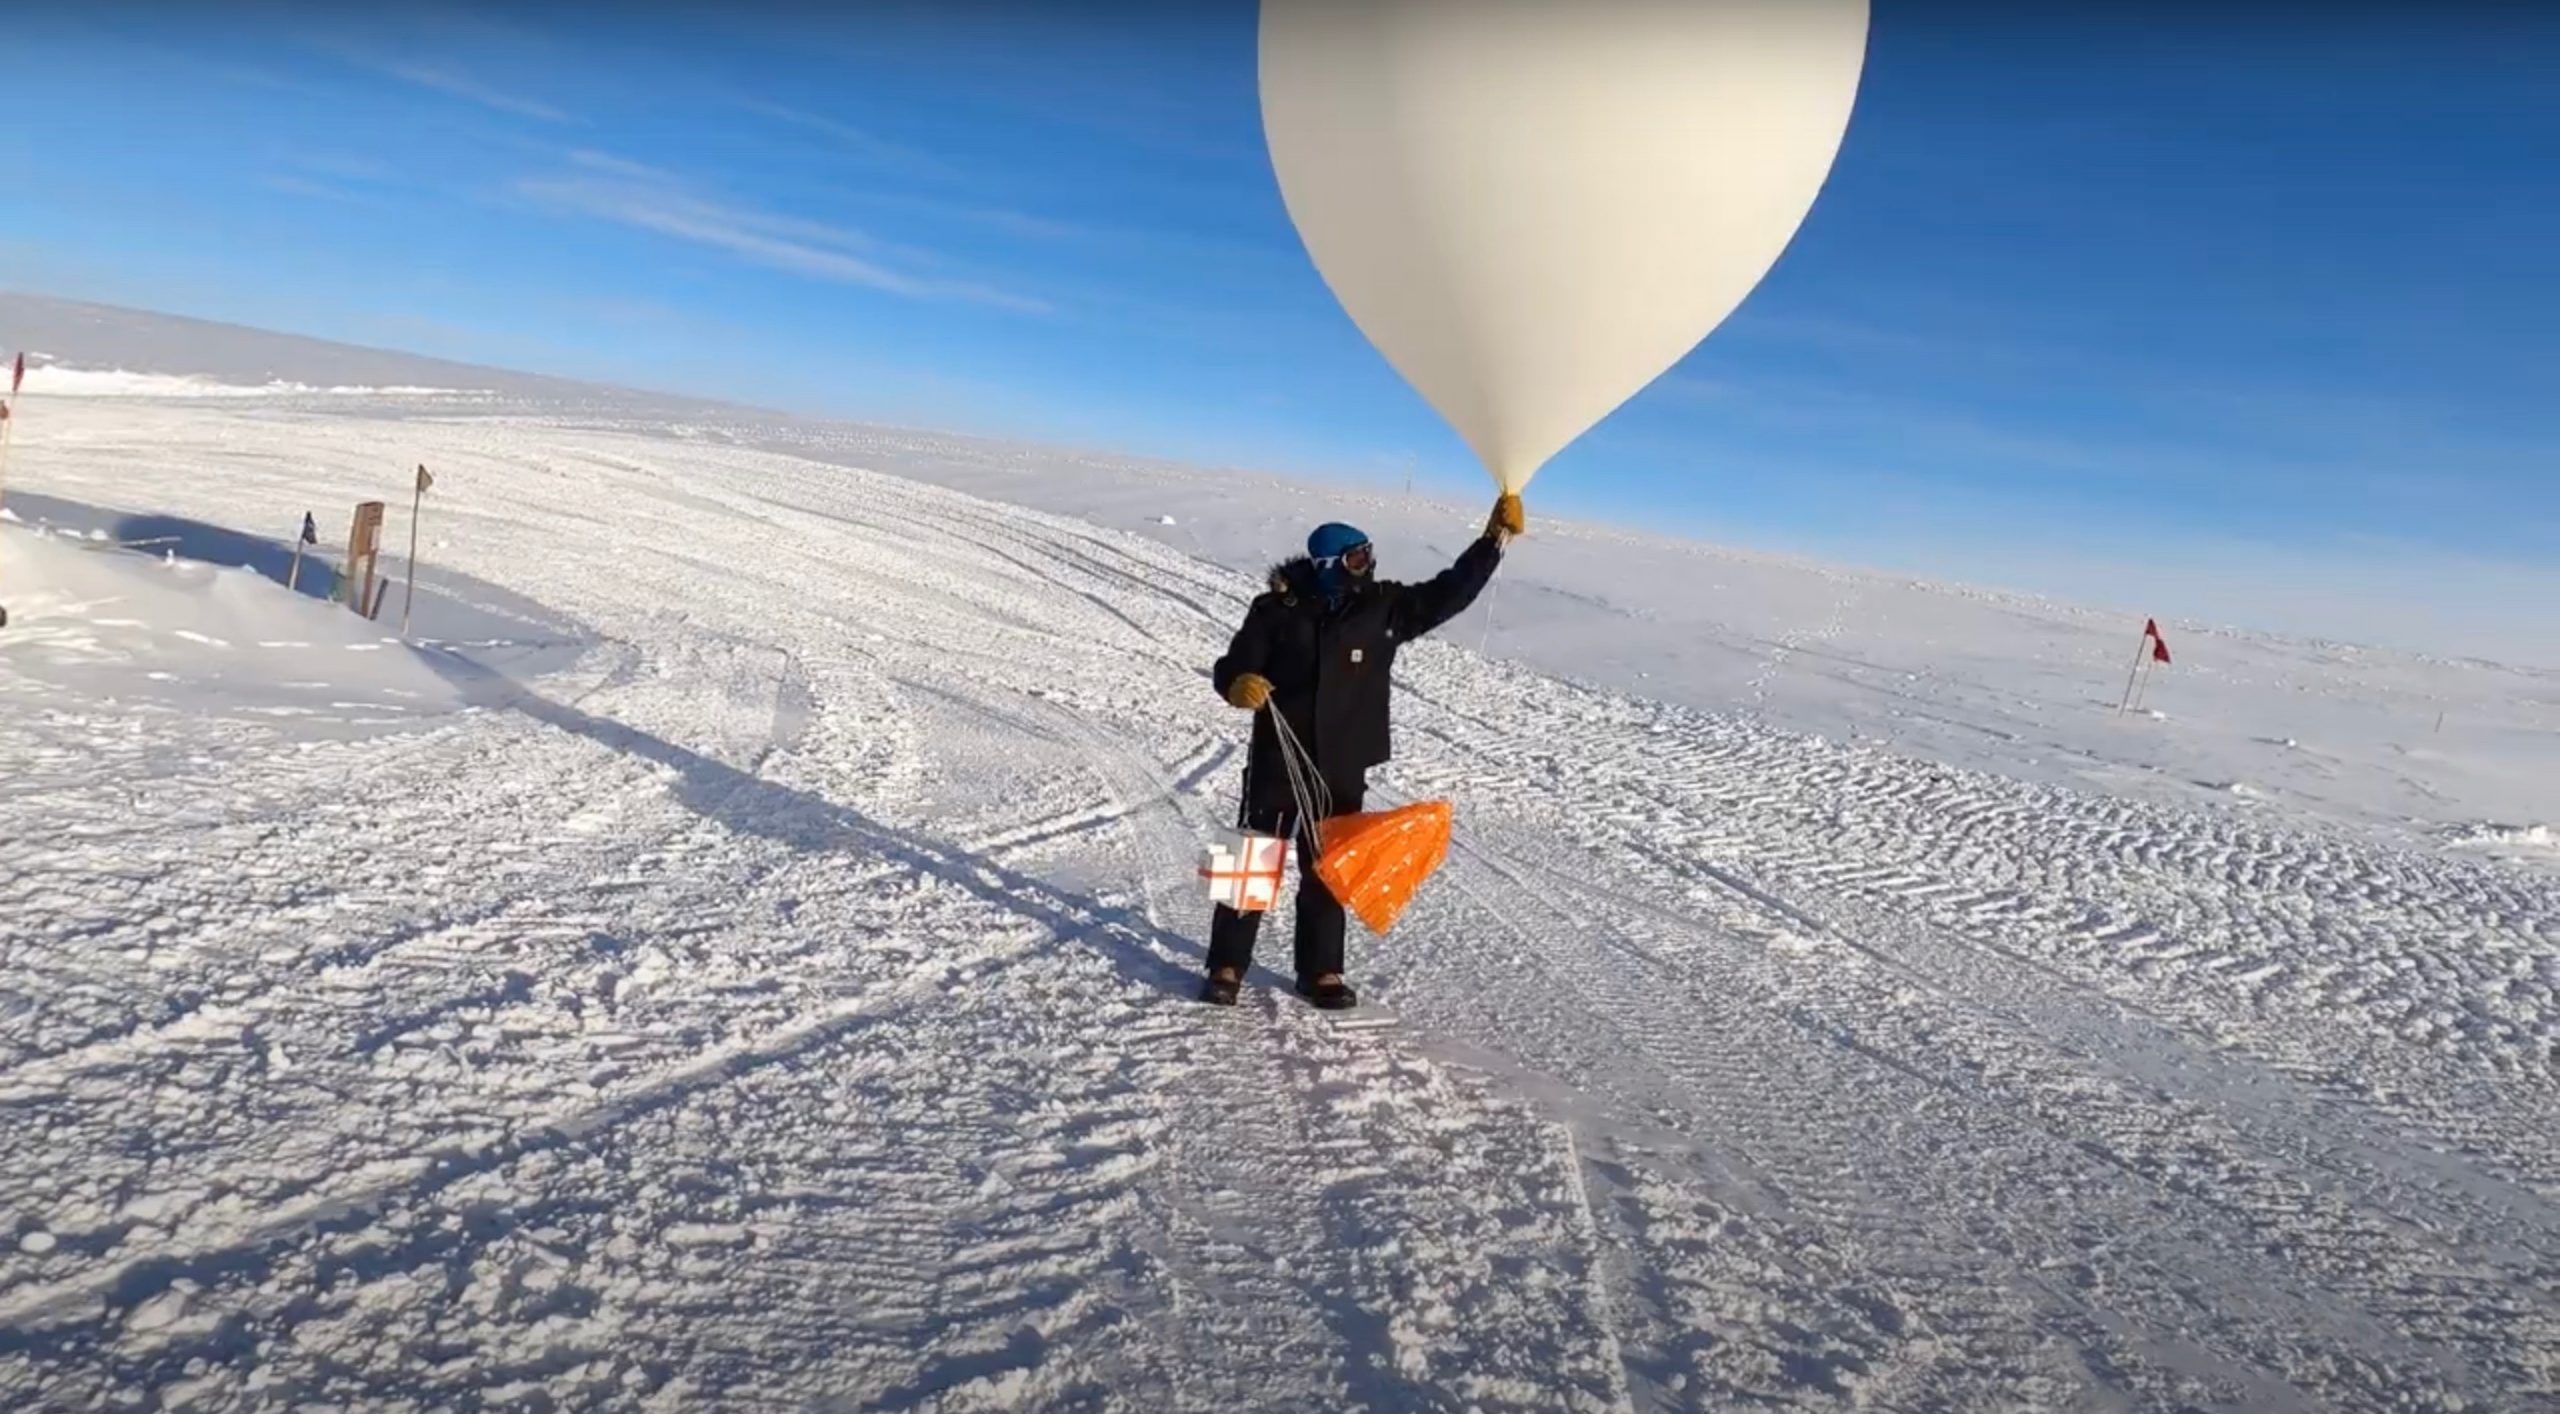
[9,353,21,395]
[2145,618,2172,664]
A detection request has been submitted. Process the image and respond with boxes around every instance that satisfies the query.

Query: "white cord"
[1264,705,1332,849]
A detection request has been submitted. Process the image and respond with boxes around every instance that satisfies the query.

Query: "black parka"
[1211,533,1504,815]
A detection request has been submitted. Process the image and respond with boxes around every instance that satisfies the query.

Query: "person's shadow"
[419,649,1206,999]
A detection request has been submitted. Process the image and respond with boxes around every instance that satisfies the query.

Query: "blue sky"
[4,2,2556,659]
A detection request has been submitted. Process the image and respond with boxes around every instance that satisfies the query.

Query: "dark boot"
[1199,966,1243,1007]
[1295,972,1357,1011]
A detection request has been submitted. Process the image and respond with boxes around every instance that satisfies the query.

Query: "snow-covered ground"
[1,355,2556,1408]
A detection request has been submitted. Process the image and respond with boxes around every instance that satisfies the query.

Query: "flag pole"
[2134,653,2157,712]
[0,358,22,526]
[2116,626,2148,715]
[401,464,427,638]
[0,354,24,629]
[0,402,13,634]
[0,409,15,534]
[288,529,306,593]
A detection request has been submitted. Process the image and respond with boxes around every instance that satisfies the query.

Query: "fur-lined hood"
[1266,555,1315,596]
[1263,554,1373,605]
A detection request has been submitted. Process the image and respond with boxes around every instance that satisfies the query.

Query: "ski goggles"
[1312,542,1374,574]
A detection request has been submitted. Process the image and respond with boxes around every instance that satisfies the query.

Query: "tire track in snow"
[1431,829,2130,1408]
[1385,667,2559,1405]
[1532,838,2551,1403]
[1020,672,1637,1410]
[0,959,1002,1341]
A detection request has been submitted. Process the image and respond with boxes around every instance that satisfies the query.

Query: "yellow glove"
[1225,672,1273,711]
[1486,493,1525,541]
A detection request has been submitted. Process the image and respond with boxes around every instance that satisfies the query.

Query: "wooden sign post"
[346,500,385,619]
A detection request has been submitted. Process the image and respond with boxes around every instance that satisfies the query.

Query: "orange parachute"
[1263,708,1454,934]
[1313,799,1452,935]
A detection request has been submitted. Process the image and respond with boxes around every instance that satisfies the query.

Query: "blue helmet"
[1305,521,1373,597]
[1307,521,1370,562]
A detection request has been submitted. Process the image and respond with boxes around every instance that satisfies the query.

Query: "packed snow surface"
[1,394,2555,1411]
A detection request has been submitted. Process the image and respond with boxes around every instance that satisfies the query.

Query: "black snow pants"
[1204,775,1366,981]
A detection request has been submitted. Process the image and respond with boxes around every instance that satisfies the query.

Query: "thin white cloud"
[565,149,677,182]
[891,192,1108,244]
[387,62,572,122]
[736,99,959,181]
[515,170,1049,315]
[251,137,506,215]
[729,99,1122,243]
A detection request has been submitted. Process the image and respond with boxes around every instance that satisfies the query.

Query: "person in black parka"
[1201,492,1524,1009]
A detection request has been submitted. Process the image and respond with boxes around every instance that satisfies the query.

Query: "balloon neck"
[1482,454,1539,497]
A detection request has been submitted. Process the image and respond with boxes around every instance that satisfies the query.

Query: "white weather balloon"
[1259,0,1869,492]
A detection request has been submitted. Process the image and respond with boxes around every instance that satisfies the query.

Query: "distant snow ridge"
[2450,822,2558,855]
[25,364,490,399]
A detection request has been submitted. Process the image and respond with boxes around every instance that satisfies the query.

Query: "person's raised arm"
[1392,495,1522,640]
